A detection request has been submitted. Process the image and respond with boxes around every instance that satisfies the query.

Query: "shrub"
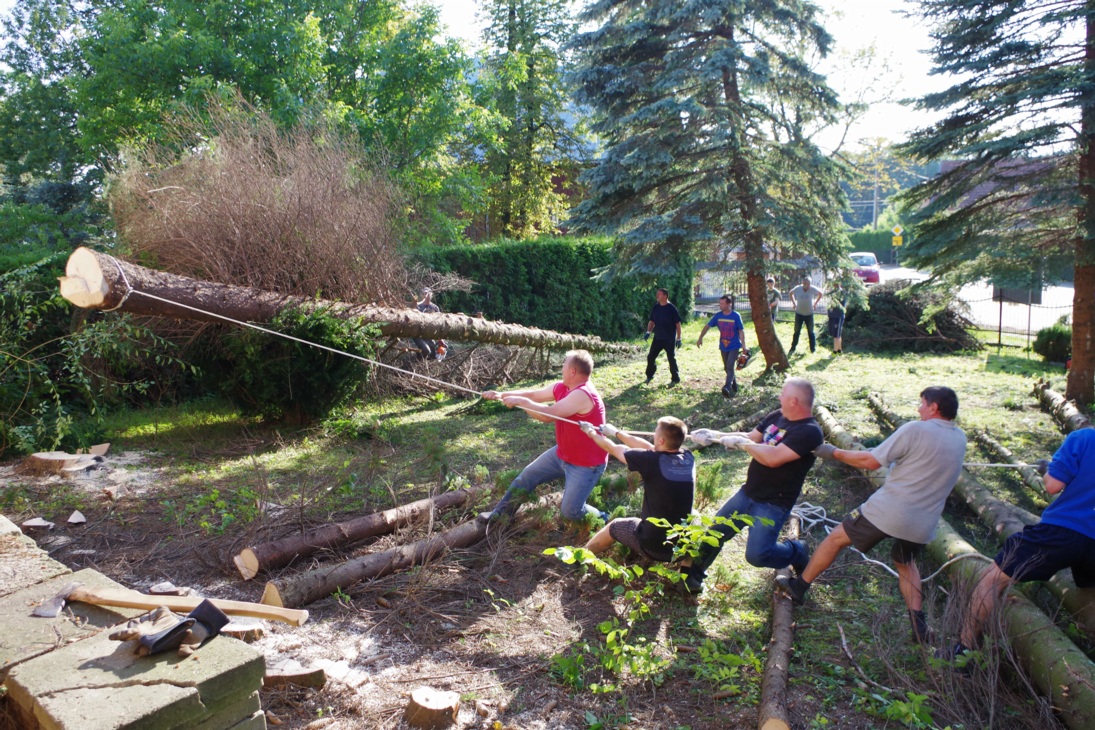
[207,306,378,424]
[1032,318,1071,363]
[423,236,694,340]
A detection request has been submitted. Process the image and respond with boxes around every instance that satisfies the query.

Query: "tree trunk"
[812,405,888,489]
[59,247,634,354]
[233,486,487,580]
[1068,10,1095,406]
[926,522,1095,730]
[758,519,798,730]
[868,392,1095,637]
[1033,379,1093,432]
[969,429,1047,496]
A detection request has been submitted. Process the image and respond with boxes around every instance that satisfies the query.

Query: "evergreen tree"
[897,0,1095,403]
[478,0,585,239]
[568,0,849,368]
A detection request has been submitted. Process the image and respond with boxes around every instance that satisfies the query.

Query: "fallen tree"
[758,518,799,730]
[59,247,635,354]
[234,486,487,580]
[867,393,1095,639]
[820,406,1095,730]
[261,494,561,608]
[1033,379,1093,433]
[969,429,1047,496]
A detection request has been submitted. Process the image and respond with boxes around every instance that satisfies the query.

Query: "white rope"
[101,257,134,312]
[119,283,587,428]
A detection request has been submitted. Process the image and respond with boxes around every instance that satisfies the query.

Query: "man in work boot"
[680,378,822,594]
[957,428,1095,658]
[644,288,683,386]
[481,350,609,523]
[579,416,695,562]
[777,386,966,645]
[787,276,822,356]
[696,294,748,398]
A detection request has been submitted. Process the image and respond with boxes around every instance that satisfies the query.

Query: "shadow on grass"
[983,352,1059,378]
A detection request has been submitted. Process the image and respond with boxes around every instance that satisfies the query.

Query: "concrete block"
[0,532,71,598]
[222,711,266,730]
[0,569,142,680]
[5,628,265,730]
[0,514,21,535]
[189,691,260,730]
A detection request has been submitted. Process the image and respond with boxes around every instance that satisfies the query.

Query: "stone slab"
[0,514,21,535]
[222,711,266,730]
[5,629,265,730]
[189,691,260,730]
[0,569,142,680]
[0,531,71,598]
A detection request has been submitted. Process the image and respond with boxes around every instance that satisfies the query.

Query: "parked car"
[850,251,880,284]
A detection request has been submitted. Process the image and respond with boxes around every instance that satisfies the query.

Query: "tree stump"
[404,687,460,729]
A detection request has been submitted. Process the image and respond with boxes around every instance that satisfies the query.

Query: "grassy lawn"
[1,316,1081,729]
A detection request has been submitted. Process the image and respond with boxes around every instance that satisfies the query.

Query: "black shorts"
[995,523,1095,587]
[827,312,845,338]
[841,509,924,565]
[609,518,672,562]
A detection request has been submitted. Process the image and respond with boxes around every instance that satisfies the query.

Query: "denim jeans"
[686,487,805,583]
[719,348,740,390]
[790,313,816,352]
[492,446,607,521]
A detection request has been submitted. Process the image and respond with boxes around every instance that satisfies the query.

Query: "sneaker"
[730,381,739,395]
[934,642,974,675]
[645,376,654,385]
[668,379,680,387]
[675,574,704,595]
[774,574,810,605]
[721,386,731,399]
[910,610,934,645]
[789,540,810,577]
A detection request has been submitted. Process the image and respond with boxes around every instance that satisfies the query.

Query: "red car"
[850,251,880,284]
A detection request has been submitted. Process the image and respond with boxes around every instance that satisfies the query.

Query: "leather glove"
[813,443,837,459]
[689,428,715,447]
[177,599,230,657]
[675,339,682,349]
[721,435,751,451]
[643,332,651,340]
[599,423,618,438]
[1034,458,1050,476]
[578,421,597,437]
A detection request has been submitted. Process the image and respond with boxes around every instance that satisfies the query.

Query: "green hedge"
[848,230,899,260]
[423,236,694,341]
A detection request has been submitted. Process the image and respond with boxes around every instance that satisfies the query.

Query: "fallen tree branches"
[234,486,487,580]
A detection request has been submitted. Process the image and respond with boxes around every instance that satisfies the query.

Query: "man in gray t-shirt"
[787,276,822,355]
[776,386,966,645]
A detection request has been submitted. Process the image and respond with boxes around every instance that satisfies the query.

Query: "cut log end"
[235,549,260,580]
[60,247,109,308]
[404,687,460,729]
[261,582,284,607]
[759,717,791,730]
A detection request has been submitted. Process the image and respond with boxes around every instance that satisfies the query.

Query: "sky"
[438,0,947,153]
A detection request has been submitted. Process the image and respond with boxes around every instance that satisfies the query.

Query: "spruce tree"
[568,0,849,367]
[898,0,1095,403]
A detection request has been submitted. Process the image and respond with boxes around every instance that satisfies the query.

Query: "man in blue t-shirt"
[644,288,683,386]
[959,428,1095,652]
[696,294,748,398]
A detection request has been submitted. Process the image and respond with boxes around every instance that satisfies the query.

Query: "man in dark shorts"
[777,386,966,644]
[680,377,822,593]
[644,288,683,386]
[959,428,1095,653]
[579,417,695,562]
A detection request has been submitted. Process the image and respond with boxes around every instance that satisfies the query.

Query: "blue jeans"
[686,487,805,583]
[492,446,607,521]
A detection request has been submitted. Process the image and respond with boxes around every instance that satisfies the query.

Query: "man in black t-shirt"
[644,288,683,386]
[580,417,695,562]
[681,377,822,593]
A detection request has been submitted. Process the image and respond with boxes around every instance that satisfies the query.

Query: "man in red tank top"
[480,350,609,523]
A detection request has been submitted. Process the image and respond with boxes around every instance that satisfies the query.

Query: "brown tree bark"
[59,247,635,354]
[1033,379,1093,433]
[233,486,486,580]
[758,519,798,730]
[1068,10,1095,406]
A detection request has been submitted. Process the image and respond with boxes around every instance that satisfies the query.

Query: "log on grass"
[59,246,635,355]
[758,519,799,730]
[234,486,486,580]
[1033,379,1093,433]
[970,429,1047,496]
[812,405,888,489]
[926,521,1095,730]
[690,406,773,452]
[868,393,1095,639]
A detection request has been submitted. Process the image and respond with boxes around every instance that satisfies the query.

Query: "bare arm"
[833,448,883,471]
[1044,473,1066,495]
[738,439,804,468]
[482,383,556,402]
[675,321,682,339]
[696,324,712,346]
[503,388,594,423]
[584,429,629,464]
